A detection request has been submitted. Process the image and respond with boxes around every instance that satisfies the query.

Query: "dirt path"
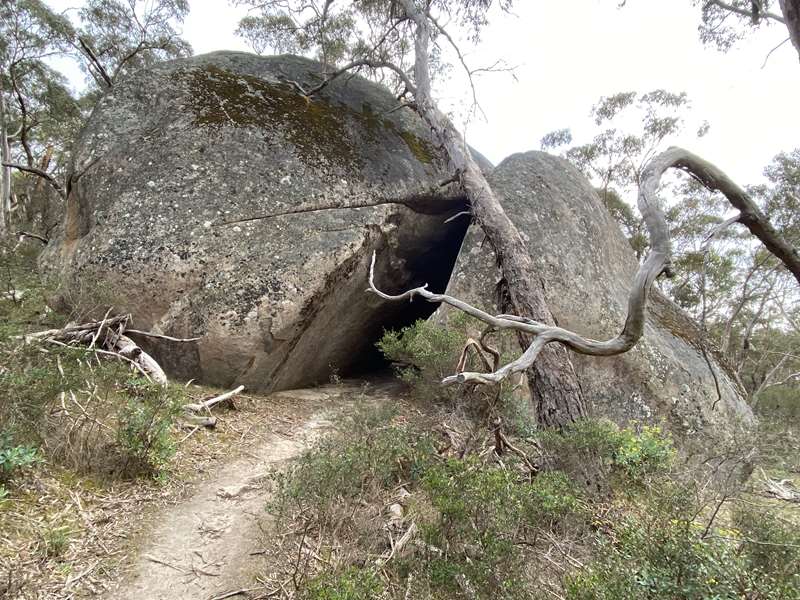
[104,387,346,600]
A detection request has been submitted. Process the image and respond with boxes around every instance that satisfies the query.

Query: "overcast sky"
[47,0,800,185]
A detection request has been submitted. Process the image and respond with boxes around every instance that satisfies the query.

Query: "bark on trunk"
[0,84,11,234]
[780,0,800,62]
[399,0,586,428]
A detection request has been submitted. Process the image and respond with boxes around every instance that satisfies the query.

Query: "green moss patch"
[184,65,440,170]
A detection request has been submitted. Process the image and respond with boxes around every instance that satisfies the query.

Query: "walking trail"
[104,384,367,600]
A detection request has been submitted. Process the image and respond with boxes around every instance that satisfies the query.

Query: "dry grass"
[0,383,329,600]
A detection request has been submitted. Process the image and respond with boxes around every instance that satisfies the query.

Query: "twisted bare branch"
[658,146,800,286]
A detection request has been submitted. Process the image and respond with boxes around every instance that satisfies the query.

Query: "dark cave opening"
[343,205,473,378]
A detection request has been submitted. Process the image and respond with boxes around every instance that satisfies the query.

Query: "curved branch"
[2,162,66,199]
[367,155,671,388]
[656,146,800,286]
[706,0,785,23]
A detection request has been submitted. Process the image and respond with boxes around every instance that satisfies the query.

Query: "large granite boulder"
[42,51,475,391]
[441,151,754,437]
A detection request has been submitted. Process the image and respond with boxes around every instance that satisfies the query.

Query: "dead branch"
[761,468,800,502]
[183,385,245,413]
[125,329,201,342]
[19,315,168,385]
[660,146,800,285]
[367,144,798,389]
[16,230,48,244]
[179,414,217,429]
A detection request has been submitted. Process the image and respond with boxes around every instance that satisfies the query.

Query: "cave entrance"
[343,204,472,378]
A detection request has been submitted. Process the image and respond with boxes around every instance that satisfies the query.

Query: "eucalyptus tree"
[76,0,192,89]
[233,0,798,427]
[694,0,800,63]
[0,0,192,238]
[540,90,708,259]
[0,0,76,235]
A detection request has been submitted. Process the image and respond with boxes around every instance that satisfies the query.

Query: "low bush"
[116,379,185,474]
[539,419,675,493]
[270,403,435,524]
[267,403,589,599]
[0,431,41,484]
[1,244,185,478]
[410,460,582,598]
[377,317,469,402]
[565,485,800,599]
[304,567,386,600]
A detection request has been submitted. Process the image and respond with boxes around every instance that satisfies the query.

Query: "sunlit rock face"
[440,151,754,440]
[42,51,477,390]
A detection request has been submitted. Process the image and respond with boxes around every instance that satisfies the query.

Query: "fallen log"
[19,314,169,385]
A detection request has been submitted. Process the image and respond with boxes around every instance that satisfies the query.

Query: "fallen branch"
[142,554,189,574]
[183,385,245,413]
[125,329,201,342]
[16,230,49,244]
[377,522,418,566]
[761,468,800,502]
[179,414,217,429]
[20,314,168,385]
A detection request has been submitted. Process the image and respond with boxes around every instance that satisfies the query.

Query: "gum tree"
[0,0,192,238]
[695,0,800,63]
[236,0,797,427]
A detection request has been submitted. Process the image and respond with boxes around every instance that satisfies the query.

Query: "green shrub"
[565,484,800,599]
[539,419,675,492]
[304,567,385,600]
[0,344,123,441]
[732,507,800,597]
[413,458,582,598]
[270,404,435,520]
[41,523,72,559]
[116,379,184,473]
[0,431,41,483]
[377,318,468,401]
[269,404,588,599]
[613,424,675,481]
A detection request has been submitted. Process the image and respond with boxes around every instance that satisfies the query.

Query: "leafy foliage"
[694,0,785,52]
[78,0,192,86]
[0,431,41,483]
[0,246,184,477]
[116,379,184,473]
[377,317,469,401]
[539,419,675,494]
[0,0,191,238]
[232,0,512,93]
[304,568,386,600]
[566,486,800,599]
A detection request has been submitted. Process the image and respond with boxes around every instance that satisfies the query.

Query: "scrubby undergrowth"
[0,241,304,598]
[258,319,800,600]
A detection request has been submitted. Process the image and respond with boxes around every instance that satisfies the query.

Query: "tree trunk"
[0,83,11,234]
[780,0,800,62]
[399,0,586,428]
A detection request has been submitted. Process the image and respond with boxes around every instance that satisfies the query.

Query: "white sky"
[46,0,800,185]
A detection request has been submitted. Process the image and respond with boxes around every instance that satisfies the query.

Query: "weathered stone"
[441,151,754,438]
[42,51,471,391]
